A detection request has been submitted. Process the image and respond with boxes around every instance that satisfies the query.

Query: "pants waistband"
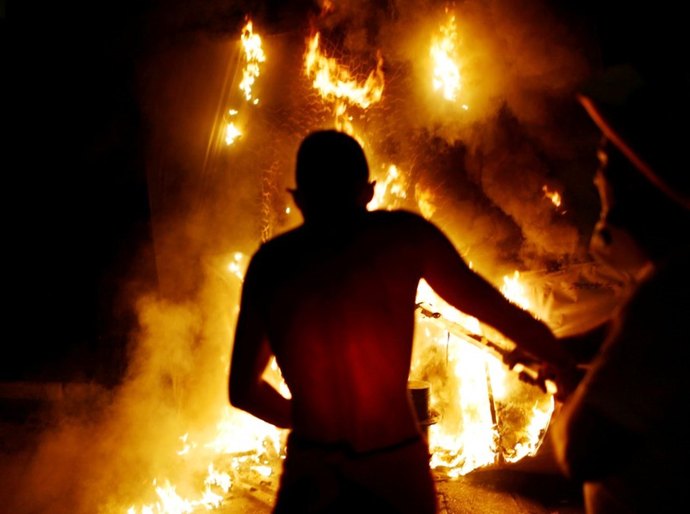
[287,432,423,458]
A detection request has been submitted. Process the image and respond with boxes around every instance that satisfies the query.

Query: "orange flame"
[430,13,462,103]
[413,276,554,475]
[542,185,563,209]
[239,20,266,105]
[224,20,266,146]
[304,32,384,135]
[225,119,242,146]
[501,270,532,312]
[368,164,408,211]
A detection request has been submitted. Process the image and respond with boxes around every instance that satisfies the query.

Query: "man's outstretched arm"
[419,220,579,394]
[229,257,292,429]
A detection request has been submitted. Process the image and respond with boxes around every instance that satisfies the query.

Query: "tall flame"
[430,12,462,102]
[224,20,266,146]
[304,32,384,135]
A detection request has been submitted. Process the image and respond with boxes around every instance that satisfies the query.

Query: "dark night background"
[3,1,684,385]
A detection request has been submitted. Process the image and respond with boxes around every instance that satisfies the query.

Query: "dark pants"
[273,434,438,514]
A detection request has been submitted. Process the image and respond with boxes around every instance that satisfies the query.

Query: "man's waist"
[287,431,423,458]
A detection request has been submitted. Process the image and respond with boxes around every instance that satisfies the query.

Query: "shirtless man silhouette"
[229,130,575,513]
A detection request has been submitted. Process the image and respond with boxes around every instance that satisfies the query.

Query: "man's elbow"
[229,381,253,412]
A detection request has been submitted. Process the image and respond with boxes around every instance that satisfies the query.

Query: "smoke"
[136,0,600,284]
[380,0,596,275]
[3,267,241,514]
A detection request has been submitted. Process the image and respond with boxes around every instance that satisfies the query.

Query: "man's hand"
[504,350,583,400]
[539,362,585,402]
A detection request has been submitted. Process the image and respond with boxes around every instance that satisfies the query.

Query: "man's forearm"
[507,309,574,368]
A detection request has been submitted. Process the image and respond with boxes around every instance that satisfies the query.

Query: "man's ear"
[288,188,304,212]
[360,181,376,207]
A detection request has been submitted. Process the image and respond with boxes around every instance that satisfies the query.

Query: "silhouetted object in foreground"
[551,64,690,514]
[229,130,576,513]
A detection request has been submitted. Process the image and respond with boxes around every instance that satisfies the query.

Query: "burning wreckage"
[110,6,625,514]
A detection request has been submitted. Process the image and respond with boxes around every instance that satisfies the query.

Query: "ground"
[0,386,584,514]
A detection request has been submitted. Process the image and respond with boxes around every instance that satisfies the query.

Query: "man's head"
[291,130,375,219]
[578,65,690,273]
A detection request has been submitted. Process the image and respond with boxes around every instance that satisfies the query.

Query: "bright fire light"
[368,164,408,211]
[304,32,384,135]
[501,270,532,312]
[239,21,266,104]
[542,185,562,208]
[225,122,242,146]
[430,12,462,102]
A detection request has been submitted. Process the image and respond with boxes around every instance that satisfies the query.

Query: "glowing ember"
[542,185,562,208]
[430,12,462,102]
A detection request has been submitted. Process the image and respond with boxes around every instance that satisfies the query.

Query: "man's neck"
[302,207,368,227]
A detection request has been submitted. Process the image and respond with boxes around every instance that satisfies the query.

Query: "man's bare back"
[246,209,446,452]
[229,130,576,512]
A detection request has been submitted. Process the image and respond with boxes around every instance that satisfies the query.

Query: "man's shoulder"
[244,231,302,281]
[252,210,439,257]
[255,228,303,256]
[367,208,434,229]
[369,210,448,246]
